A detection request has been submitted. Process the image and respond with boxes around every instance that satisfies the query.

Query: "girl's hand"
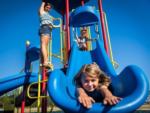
[99,86,122,105]
[77,88,95,108]
[42,0,46,2]
[103,94,122,105]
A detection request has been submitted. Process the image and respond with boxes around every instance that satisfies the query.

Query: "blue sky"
[0,0,150,87]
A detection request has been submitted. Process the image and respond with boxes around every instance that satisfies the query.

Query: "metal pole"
[81,0,84,6]
[21,97,25,113]
[62,14,67,65]
[98,0,109,55]
[41,68,47,113]
[65,0,70,61]
[21,42,30,113]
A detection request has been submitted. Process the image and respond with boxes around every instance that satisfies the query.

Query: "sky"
[0,0,150,87]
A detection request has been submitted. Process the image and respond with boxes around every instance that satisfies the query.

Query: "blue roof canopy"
[70,6,99,27]
[47,0,90,14]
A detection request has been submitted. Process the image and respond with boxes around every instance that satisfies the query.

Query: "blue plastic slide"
[48,40,149,113]
[0,72,38,96]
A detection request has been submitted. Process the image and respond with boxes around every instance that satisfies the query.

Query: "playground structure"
[0,0,149,113]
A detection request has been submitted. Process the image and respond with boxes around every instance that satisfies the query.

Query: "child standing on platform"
[76,27,97,50]
[39,0,57,69]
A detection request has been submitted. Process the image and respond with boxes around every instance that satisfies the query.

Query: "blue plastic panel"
[70,6,99,27]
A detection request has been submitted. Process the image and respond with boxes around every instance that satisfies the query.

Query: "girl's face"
[81,30,87,37]
[44,5,51,12]
[81,73,99,92]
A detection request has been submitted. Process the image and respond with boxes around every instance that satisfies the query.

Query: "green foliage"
[0,89,55,112]
[0,94,14,111]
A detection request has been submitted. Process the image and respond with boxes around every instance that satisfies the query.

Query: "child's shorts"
[39,24,52,37]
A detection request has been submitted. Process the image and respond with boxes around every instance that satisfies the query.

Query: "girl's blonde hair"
[74,62,111,88]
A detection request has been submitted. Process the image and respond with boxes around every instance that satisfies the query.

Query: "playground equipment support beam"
[21,45,30,113]
[21,87,25,113]
[41,68,47,113]
[81,0,84,6]
[98,0,109,55]
[65,0,70,60]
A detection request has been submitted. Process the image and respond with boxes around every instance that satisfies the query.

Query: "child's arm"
[77,87,95,108]
[86,38,98,42]
[76,37,80,43]
[39,1,45,15]
[98,85,122,105]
